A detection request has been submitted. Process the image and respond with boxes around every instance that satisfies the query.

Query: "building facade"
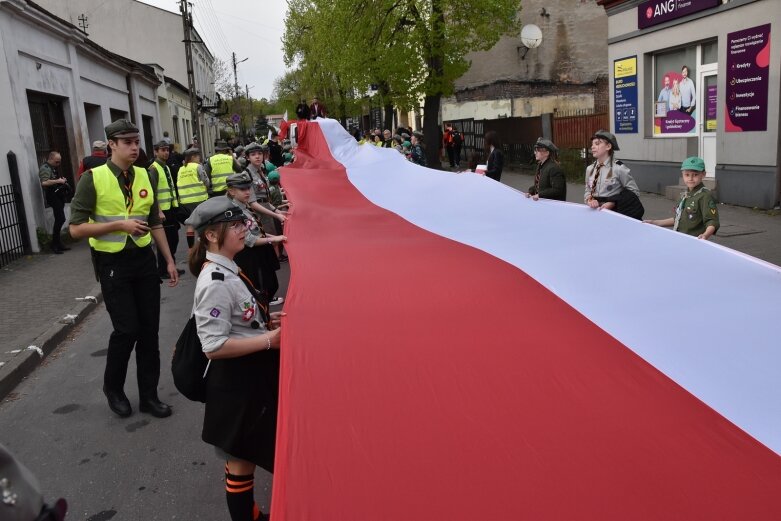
[0,0,161,252]
[442,0,609,121]
[598,0,780,208]
[36,0,219,156]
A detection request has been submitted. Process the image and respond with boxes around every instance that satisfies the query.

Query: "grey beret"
[226,172,253,189]
[592,130,620,151]
[244,142,262,155]
[534,138,559,153]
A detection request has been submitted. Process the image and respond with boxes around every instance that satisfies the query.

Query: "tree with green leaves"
[283,0,521,167]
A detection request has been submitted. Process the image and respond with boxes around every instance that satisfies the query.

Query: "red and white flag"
[272,119,781,520]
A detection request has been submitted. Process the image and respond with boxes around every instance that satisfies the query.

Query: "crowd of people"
[35,115,719,521]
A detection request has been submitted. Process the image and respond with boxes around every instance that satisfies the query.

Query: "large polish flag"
[272,119,781,520]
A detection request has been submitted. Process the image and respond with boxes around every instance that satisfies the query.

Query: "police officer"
[584,130,644,219]
[150,140,185,279]
[527,138,566,201]
[69,119,178,419]
[177,147,210,250]
[206,140,241,197]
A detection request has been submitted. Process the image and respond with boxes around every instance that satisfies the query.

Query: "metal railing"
[0,184,26,268]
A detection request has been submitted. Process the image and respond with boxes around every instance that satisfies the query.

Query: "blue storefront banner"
[614,56,638,134]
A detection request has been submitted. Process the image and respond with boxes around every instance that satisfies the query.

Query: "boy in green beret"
[644,157,720,239]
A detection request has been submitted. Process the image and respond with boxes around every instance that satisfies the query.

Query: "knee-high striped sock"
[225,467,258,521]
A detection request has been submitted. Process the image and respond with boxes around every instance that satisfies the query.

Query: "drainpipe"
[126,73,137,123]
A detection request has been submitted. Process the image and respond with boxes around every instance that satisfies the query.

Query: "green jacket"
[673,184,720,236]
[528,159,566,201]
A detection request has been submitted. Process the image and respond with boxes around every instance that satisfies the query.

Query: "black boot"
[103,386,132,417]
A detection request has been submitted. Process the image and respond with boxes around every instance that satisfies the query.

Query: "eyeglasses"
[228,220,248,232]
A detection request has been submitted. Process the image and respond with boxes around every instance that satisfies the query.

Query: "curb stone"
[0,282,103,401]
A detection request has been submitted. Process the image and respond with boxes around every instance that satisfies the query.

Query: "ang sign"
[638,0,719,29]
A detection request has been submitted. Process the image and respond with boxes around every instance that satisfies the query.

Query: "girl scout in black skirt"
[185,196,284,521]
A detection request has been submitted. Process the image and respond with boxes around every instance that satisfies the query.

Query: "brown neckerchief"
[589,158,613,199]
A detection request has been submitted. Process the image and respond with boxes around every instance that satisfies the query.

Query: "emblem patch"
[139,189,149,198]
[210,308,220,318]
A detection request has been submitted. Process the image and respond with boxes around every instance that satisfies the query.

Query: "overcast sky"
[139,0,288,101]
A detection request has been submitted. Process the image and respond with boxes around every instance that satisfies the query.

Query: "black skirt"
[202,349,280,472]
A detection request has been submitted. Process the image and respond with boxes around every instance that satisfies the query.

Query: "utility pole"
[232,52,248,100]
[180,0,200,145]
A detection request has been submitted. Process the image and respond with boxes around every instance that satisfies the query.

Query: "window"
[653,45,698,136]
[702,40,718,65]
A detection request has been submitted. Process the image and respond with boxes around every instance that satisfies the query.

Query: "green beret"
[184,197,244,232]
[268,171,280,182]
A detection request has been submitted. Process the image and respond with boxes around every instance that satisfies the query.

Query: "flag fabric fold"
[271,119,781,521]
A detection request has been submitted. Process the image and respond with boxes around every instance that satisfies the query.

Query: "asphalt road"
[0,254,290,521]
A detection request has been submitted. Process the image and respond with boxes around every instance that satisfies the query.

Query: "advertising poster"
[614,56,638,133]
[725,24,771,132]
[654,65,697,135]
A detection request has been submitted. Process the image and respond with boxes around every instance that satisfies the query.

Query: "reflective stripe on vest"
[177,163,208,205]
[88,164,153,252]
[209,154,234,193]
[151,161,178,210]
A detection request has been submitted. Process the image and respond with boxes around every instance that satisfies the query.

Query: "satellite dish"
[520,24,543,49]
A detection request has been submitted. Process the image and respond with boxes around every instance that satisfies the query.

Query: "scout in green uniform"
[149,140,185,279]
[526,138,566,201]
[644,157,720,239]
[69,119,178,419]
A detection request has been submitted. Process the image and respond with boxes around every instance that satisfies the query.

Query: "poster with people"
[654,64,697,135]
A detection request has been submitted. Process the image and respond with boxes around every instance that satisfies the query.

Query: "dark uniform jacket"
[528,158,566,201]
[486,147,503,181]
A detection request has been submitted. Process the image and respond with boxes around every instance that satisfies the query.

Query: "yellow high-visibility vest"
[88,164,153,252]
[150,161,179,211]
[208,154,234,193]
[177,163,208,205]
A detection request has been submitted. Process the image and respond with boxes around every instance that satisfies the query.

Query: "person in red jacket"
[77,140,108,180]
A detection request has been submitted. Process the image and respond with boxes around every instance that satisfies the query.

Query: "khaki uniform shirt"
[584,158,639,202]
[673,184,720,236]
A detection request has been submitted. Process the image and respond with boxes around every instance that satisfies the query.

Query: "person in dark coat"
[484,131,504,182]
[527,138,566,201]
[77,141,109,180]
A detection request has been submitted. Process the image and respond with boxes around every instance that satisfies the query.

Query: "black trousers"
[446,146,456,167]
[95,247,161,398]
[157,209,180,274]
[46,193,66,249]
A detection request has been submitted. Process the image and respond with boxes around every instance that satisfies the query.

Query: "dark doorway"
[142,115,154,156]
[109,108,128,123]
[27,91,74,195]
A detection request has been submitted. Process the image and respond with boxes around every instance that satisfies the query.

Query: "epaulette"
[211,272,224,281]
[615,160,624,165]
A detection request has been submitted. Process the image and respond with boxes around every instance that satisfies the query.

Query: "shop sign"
[638,0,719,30]
[725,23,771,132]
[614,56,638,133]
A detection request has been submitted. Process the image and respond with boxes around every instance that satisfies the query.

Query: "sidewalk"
[0,239,101,399]
[1,172,780,400]
[501,169,781,267]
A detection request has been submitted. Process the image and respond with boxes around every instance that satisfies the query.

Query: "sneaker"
[269,297,285,306]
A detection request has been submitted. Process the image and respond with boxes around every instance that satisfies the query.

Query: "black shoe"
[139,397,172,418]
[103,387,132,417]
[59,245,71,251]
[51,247,64,254]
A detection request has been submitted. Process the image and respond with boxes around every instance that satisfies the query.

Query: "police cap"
[244,142,263,155]
[184,197,244,232]
[681,156,705,172]
[226,172,253,189]
[105,119,139,140]
[534,138,558,153]
[592,130,620,151]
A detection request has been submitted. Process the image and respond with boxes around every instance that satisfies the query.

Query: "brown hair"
[484,130,501,151]
[188,222,231,276]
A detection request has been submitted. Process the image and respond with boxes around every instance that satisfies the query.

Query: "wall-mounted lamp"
[517,24,542,60]
[540,8,550,18]
[35,62,42,70]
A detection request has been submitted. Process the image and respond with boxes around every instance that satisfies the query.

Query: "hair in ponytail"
[188,222,230,276]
